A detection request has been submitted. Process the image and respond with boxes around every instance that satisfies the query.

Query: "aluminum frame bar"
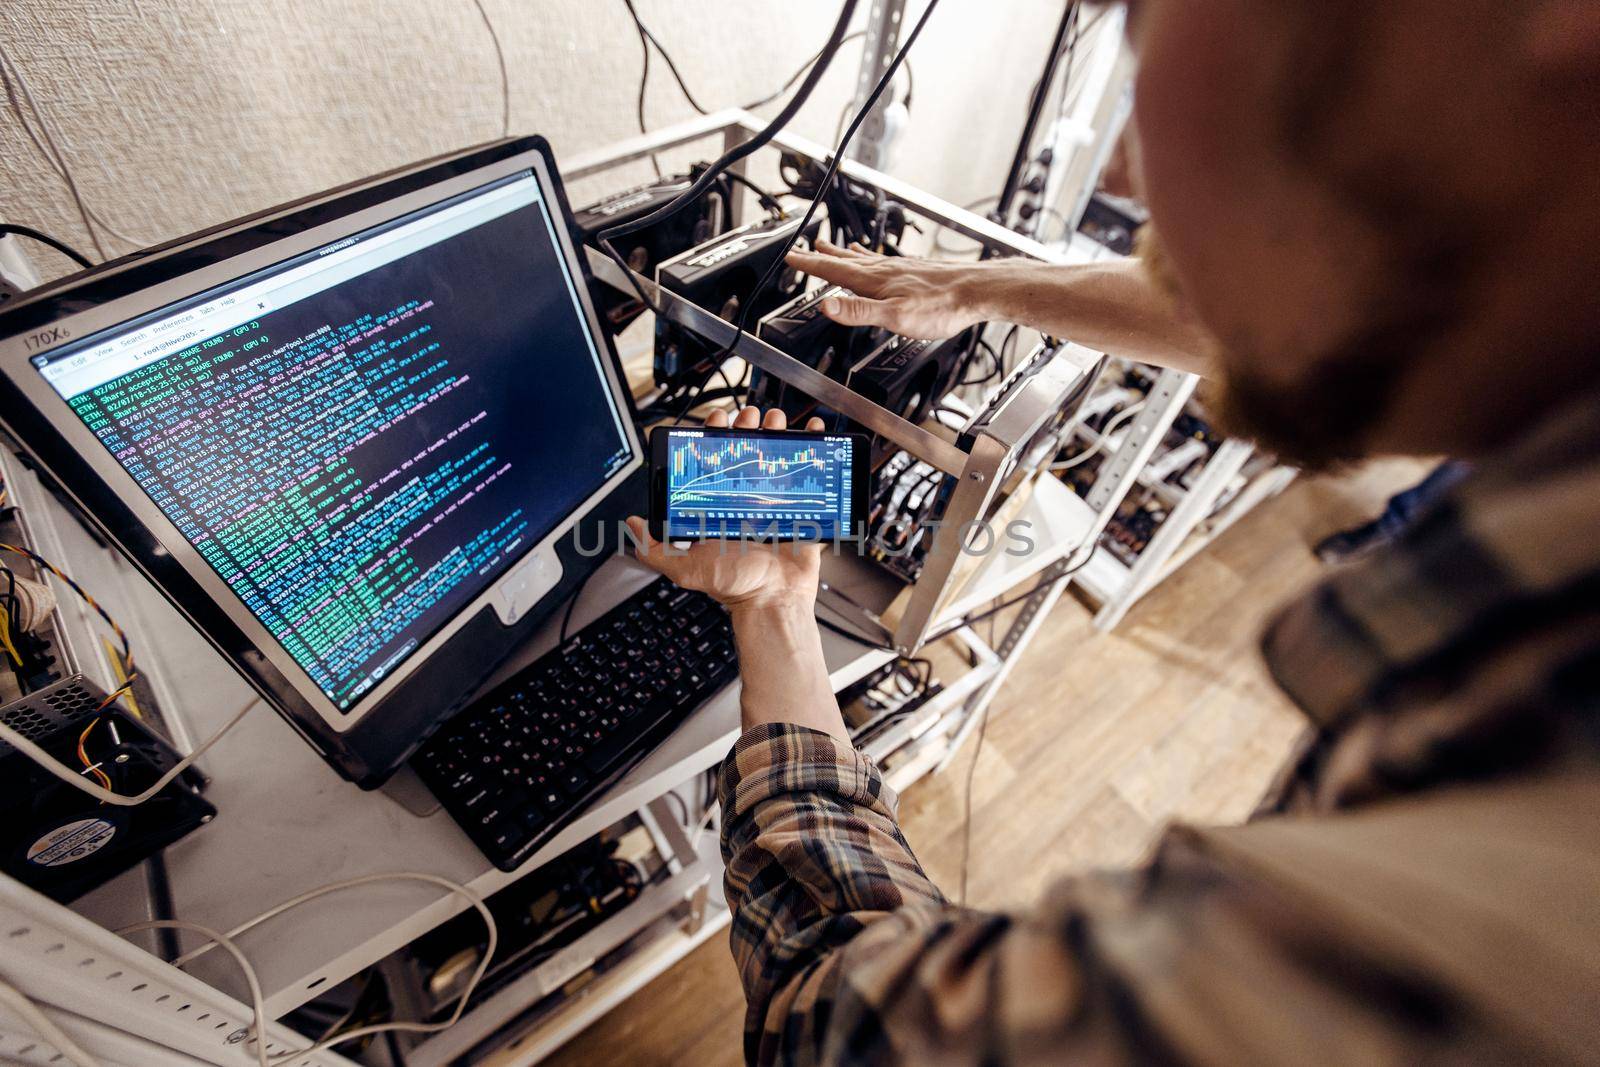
[585,247,968,474]
[0,876,354,1067]
[1092,437,1254,631]
[845,0,909,170]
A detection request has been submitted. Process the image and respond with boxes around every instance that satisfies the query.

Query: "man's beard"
[1137,225,1457,472]
[1205,323,1407,473]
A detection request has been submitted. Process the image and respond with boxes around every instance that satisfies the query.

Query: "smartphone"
[649,426,870,541]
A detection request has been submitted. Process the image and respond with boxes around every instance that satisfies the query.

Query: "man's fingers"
[786,249,868,287]
[761,408,789,430]
[705,408,731,429]
[816,238,877,261]
[733,406,762,429]
[822,294,895,328]
[805,417,826,431]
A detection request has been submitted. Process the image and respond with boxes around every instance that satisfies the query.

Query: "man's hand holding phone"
[627,406,828,614]
[626,407,850,742]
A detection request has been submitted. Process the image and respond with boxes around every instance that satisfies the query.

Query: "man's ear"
[1525,1,1600,74]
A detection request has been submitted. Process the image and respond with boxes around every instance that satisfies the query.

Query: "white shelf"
[1069,545,1131,609]
[417,812,731,1067]
[933,472,1097,624]
[72,556,890,1020]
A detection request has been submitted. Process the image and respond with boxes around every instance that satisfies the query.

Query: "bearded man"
[623,2,1600,1062]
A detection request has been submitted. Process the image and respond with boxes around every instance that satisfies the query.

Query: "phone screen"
[654,427,864,541]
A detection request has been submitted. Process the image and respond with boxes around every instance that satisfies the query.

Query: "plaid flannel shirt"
[716,389,1600,1066]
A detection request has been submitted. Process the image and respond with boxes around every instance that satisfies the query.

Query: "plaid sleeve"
[717,723,945,1065]
[715,723,1587,1066]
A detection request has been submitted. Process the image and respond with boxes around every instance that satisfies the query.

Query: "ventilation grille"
[0,675,110,756]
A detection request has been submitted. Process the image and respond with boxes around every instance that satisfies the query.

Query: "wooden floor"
[545,459,1429,1067]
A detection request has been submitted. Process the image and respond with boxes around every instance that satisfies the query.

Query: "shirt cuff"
[716,722,898,827]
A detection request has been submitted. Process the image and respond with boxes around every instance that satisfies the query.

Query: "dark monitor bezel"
[0,136,644,786]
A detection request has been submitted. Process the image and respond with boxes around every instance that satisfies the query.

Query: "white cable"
[1050,399,1145,471]
[0,42,153,255]
[0,976,103,1067]
[0,44,106,260]
[136,872,499,1066]
[689,800,719,848]
[0,695,259,807]
[469,0,511,138]
[116,920,270,1067]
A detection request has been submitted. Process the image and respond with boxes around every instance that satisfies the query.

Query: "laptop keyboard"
[412,577,736,871]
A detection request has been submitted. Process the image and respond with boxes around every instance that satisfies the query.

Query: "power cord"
[0,976,100,1067]
[0,694,259,807]
[745,32,868,111]
[723,170,785,218]
[0,540,144,791]
[127,872,499,1067]
[695,0,945,376]
[0,223,94,270]
[469,0,511,139]
[121,919,272,1067]
[816,612,896,653]
[0,42,152,257]
[0,873,494,1067]
[622,0,712,118]
[623,3,869,116]
[1050,399,1146,471]
[594,0,860,316]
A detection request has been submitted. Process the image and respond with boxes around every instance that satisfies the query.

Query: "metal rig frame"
[567,109,1159,657]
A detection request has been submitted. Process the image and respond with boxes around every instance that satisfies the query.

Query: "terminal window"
[38,174,633,710]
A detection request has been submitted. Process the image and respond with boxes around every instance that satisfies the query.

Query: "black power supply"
[571,171,733,333]
[1,676,214,902]
[652,213,821,391]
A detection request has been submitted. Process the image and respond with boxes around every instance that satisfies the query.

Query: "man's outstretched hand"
[784,239,996,340]
[625,405,829,615]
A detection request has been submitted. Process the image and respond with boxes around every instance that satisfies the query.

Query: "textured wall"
[0,0,1069,281]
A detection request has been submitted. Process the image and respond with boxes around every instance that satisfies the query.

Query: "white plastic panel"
[0,876,355,1067]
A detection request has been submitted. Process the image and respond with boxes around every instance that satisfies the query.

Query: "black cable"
[656,339,750,427]
[631,7,662,178]
[600,1,855,246]
[994,2,1081,231]
[637,385,746,424]
[999,325,1020,375]
[722,170,784,218]
[0,223,93,269]
[958,338,1002,387]
[745,32,867,110]
[902,656,933,691]
[816,612,896,652]
[622,0,713,116]
[700,0,945,371]
[559,571,592,644]
[596,0,860,315]
[668,374,720,427]
[1,568,18,624]
[625,4,869,117]
[926,552,1094,646]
